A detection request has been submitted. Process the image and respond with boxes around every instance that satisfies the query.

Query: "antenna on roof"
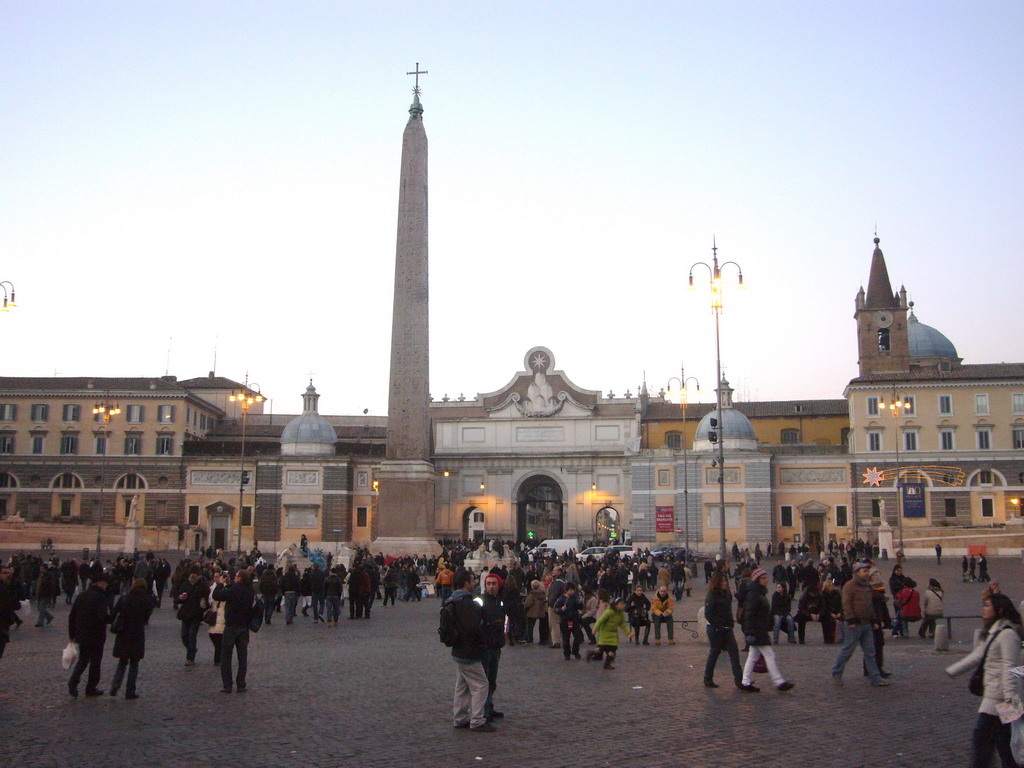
[212,336,218,376]
[165,337,173,376]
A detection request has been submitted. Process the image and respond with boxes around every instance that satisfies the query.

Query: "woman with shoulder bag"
[945,593,1023,768]
[108,579,155,699]
[207,571,227,665]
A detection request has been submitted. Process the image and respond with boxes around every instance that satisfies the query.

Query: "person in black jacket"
[109,578,156,699]
[212,568,256,693]
[703,571,744,689]
[770,583,796,644]
[308,563,326,623]
[739,569,794,693]
[625,585,651,645]
[0,563,22,662]
[68,569,111,697]
[324,567,344,626]
[176,565,208,665]
[554,582,585,660]
[447,569,493,732]
[480,572,507,722]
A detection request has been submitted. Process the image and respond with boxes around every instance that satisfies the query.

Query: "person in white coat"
[945,593,1022,768]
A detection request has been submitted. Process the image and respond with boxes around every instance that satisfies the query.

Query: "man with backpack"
[441,569,493,732]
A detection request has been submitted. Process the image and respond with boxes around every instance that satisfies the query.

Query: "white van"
[536,538,580,556]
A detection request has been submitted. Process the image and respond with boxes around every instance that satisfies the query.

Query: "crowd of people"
[0,538,1019,764]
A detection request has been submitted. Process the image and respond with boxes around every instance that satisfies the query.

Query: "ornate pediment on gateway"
[482,347,598,418]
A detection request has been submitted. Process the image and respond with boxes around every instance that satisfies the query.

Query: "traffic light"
[242,470,252,485]
[708,416,719,443]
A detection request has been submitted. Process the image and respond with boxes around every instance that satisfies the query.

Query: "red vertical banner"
[655,506,675,533]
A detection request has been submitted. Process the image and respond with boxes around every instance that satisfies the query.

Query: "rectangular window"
[871,498,881,518]
[938,395,952,415]
[979,470,993,485]
[157,405,175,424]
[60,498,73,518]
[241,505,252,526]
[187,505,200,526]
[95,435,107,455]
[0,435,13,454]
[664,433,682,450]
[975,394,989,415]
[836,505,849,527]
[780,505,793,527]
[904,431,917,451]
[0,498,6,518]
[30,404,49,422]
[200,414,207,430]
[356,506,368,527]
[126,404,144,423]
[940,430,955,451]
[1013,393,1024,414]
[156,500,168,522]
[62,404,80,422]
[156,435,173,455]
[1014,428,1024,450]
[944,498,957,517]
[977,430,992,450]
[981,498,994,518]
[124,436,142,455]
[123,498,133,518]
[866,397,879,417]
[0,404,16,420]
[32,435,44,454]
[867,431,881,452]
[60,435,78,455]
[902,396,915,415]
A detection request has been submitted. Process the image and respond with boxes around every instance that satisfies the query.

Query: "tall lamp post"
[689,240,744,560]
[666,369,700,560]
[0,281,17,312]
[91,400,121,559]
[879,389,910,552]
[229,382,263,558]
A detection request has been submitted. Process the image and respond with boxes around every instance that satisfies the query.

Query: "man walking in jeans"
[447,570,494,732]
[832,562,891,687]
[212,568,256,693]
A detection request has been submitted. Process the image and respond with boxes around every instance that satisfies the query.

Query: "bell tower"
[854,236,910,376]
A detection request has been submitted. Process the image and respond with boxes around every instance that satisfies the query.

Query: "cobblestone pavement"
[0,556,1019,768]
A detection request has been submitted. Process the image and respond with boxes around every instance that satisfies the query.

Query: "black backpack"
[439,597,464,647]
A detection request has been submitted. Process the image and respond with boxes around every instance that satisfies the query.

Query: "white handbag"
[61,641,79,670]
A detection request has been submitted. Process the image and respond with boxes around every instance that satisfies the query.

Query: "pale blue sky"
[2,2,1022,415]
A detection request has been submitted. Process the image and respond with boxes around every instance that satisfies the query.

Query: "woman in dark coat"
[109,579,155,699]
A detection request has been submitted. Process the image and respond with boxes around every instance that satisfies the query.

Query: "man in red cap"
[480,572,507,722]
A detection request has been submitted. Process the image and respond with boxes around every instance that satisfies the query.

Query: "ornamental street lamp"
[0,281,17,313]
[91,400,121,558]
[666,368,700,561]
[229,381,263,557]
[689,239,744,560]
[879,389,910,553]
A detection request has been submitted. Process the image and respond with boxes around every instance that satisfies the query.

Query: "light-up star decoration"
[862,467,884,486]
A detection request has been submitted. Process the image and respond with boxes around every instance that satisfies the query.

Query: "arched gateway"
[516,475,563,542]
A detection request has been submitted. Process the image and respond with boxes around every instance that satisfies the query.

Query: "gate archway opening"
[516,476,563,543]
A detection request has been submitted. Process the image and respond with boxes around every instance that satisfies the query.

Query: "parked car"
[576,546,607,560]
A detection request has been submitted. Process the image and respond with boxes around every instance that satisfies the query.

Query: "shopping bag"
[753,655,768,674]
[62,641,79,670]
[1012,717,1024,763]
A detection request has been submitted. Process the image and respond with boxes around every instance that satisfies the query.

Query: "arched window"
[116,473,147,490]
[780,429,799,445]
[52,472,82,489]
[0,471,18,488]
[877,328,890,351]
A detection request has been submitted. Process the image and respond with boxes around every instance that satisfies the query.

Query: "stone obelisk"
[374,69,440,557]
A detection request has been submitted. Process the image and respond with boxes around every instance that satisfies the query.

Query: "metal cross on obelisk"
[406,62,428,96]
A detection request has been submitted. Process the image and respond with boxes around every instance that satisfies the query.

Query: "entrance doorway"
[804,515,825,552]
[594,506,620,544]
[516,476,563,543]
[463,507,486,541]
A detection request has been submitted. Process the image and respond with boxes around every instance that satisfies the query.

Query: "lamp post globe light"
[688,240,744,560]
[0,281,17,313]
[229,381,263,556]
[91,400,121,558]
[665,369,700,561]
[879,390,910,553]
